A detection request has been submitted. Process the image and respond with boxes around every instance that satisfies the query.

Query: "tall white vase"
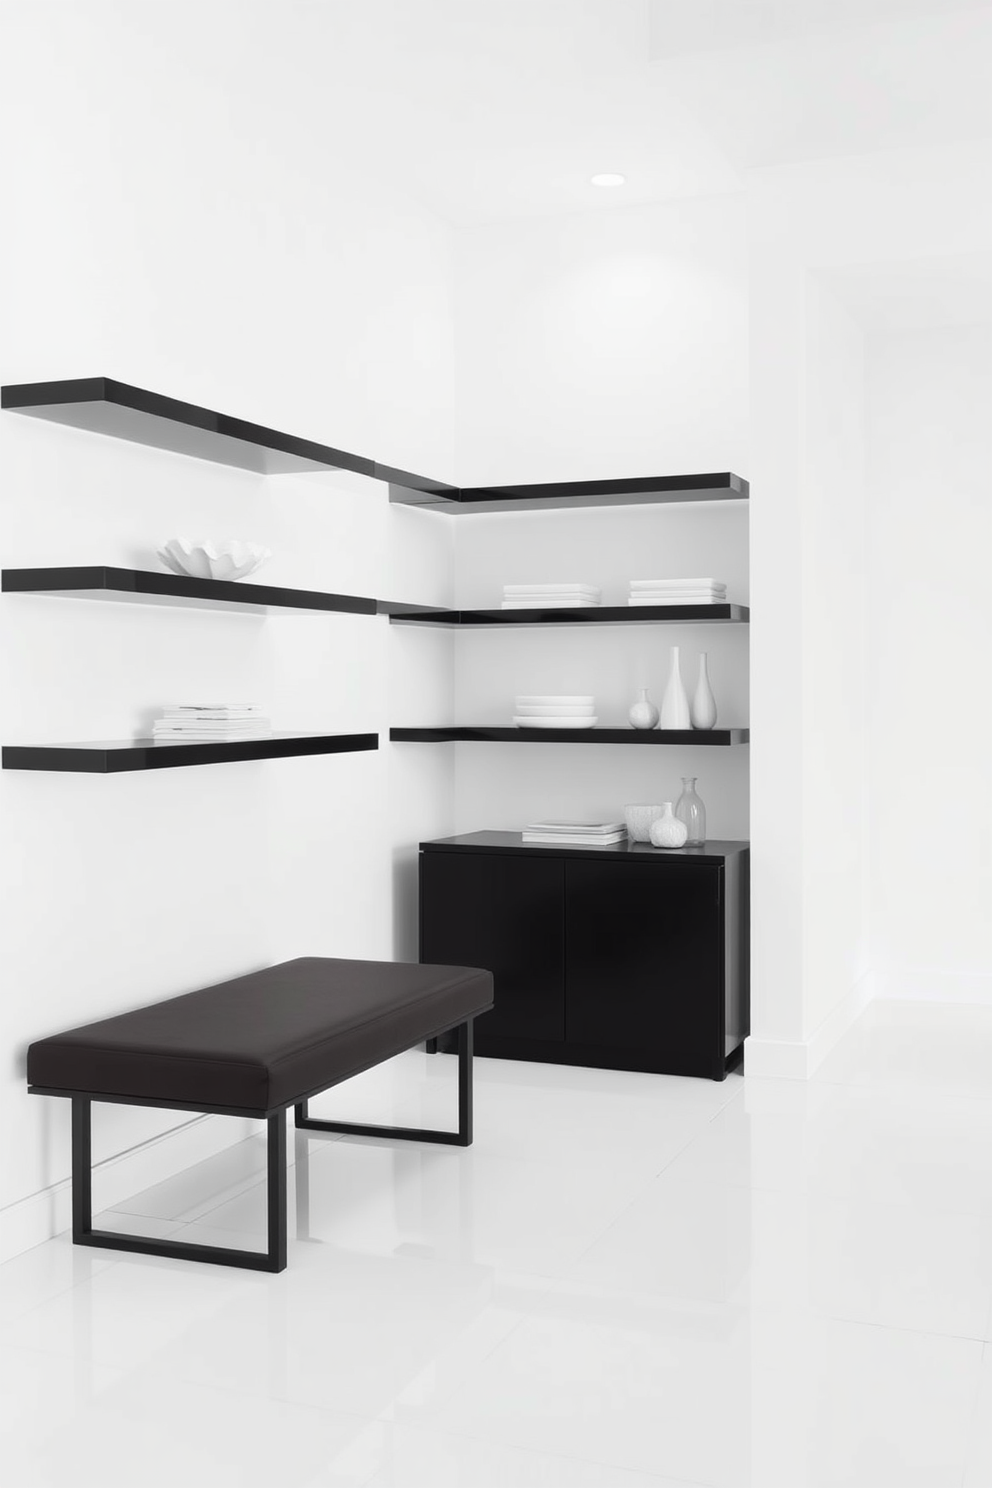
[690,651,718,730]
[659,645,690,729]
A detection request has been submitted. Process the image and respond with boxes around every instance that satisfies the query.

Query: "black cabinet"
[420,832,748,1081]
[420,849,565,1043]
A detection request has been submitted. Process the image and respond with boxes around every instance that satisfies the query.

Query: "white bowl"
[515,703,596,716]
[515,695,595,707]
[158,538,272,583]
[513,716,599,729]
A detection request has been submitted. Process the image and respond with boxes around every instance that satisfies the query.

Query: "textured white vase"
[628,687,659,730]
[659,646,690,729]
[690,652,718,730]
[649,802,688,849]
[624,803,663,842]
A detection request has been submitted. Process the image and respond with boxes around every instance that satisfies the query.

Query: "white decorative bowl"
[158,538,272,583]
[516,695,595,707]
[515,703,596,717]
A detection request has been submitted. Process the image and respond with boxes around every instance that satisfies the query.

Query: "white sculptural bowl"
[158,538,272,583]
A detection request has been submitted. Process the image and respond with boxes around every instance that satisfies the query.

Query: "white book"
[526,820,625,834]
[153,723,272,735]
[629,579,726,591]
[160,712,263,722]
[627,596,726,606]
[152,732,274,743]
[503,583,601,596]
[523,832,627,845]
[501,598,601,609]
[164,704,264,713]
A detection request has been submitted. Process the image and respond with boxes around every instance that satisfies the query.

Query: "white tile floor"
[5,999,992,1486]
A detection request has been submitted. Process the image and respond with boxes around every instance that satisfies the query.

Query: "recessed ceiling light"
[591,173,626,188]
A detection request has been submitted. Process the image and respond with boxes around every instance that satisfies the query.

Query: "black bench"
[27,955,493,1274]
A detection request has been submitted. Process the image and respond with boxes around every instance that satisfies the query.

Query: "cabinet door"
[565,860,723,1072]
[420,851,565,1042]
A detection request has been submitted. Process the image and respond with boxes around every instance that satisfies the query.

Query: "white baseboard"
[744,968,875,1080]
[0,1112,256,1265]
[874,967,992,1005]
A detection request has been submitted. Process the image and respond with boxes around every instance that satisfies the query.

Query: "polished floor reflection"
[4,999,992,1485]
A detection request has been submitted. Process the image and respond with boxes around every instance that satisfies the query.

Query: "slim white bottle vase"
[659,645,690,729]
[690,651,718,730]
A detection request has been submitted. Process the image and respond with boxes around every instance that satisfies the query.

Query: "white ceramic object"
[516,695,595,707]
[624,804,663,842]
[649,802,689,849]
[516,703,596,717]
[513,716,598,729]
[659,646,691,729]
[628,688,659,730]
[158,538,272,583]
[691,652,718,730]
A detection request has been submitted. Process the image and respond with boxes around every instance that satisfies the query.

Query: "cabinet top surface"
[420,831,749,862]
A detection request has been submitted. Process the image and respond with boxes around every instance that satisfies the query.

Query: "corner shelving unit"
[3,374,751,766]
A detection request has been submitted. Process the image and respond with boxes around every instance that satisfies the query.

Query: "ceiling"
[311,0,992,226]
[107,0,992,229]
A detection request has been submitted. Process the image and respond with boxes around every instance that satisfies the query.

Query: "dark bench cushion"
[27,956,493,1114]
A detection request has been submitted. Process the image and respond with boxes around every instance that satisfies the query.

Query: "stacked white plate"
[513,695,597,729]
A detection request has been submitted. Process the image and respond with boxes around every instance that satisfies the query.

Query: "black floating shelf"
[3,566,377,617]
[390,727,748,746]
[2,378,747,514]
[383,602,748,626]
[2,732,378,774]
[392,471,748,513]
[0,378,454,499]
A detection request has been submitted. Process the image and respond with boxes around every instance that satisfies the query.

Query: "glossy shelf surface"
[3,732,378,774]
[0,377,454,497]
[422,830,749,863]
[3,566,377,616]
[395,471,748,513]
[391,727,748,746]
[385,601,748,626]
[2,379,746,515]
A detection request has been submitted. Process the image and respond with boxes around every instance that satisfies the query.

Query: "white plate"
[515,703,596,716]
[515,695,595,707]
[512,716,599,729]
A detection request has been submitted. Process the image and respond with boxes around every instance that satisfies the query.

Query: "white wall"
[0,0,456,1258]
[449,196,750,840]
[867,323,992,1004]
[746,141,992,1075]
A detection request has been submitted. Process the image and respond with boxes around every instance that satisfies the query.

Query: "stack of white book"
[152,705,273,742]
[628,578,727,606]
[522,819,626,845]
[502,583,601,609]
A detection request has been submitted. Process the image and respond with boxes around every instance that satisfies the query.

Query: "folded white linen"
[627,596,727,606]
[633,586,725,598]
[629,579,726,591]
[503,583,601,596]
[501,598,601,608]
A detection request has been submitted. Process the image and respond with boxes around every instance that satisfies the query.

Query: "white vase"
[649,802,688,849]
[624,803,663,842]
[690,652,718,730]
[628,687,659,730]
[659,646,690,729]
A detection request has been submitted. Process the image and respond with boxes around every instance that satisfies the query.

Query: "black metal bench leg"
[296,1016,475,1148]
[71,1097,93,1243]
[70,1101,288,1273]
